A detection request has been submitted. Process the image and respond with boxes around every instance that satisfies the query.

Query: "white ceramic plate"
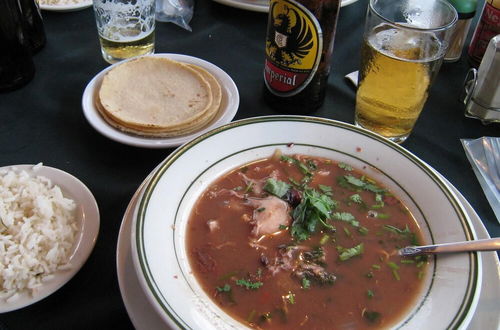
[39,0,92,12]
[131,116,481,329]
[117,164,499,330]
[212,0,359,12]
[117,169,168,330]
[82,54,239,149]
[0,164,99,313]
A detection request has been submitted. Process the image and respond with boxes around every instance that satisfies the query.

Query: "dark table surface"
[1,0,499,329]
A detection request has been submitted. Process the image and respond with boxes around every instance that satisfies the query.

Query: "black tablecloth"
[1,0,499,329]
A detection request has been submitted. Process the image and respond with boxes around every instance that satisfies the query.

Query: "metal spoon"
[398,237,500,256]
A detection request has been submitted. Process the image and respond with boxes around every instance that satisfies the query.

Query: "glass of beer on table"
[93,0,155,64]
[355,0,457,143]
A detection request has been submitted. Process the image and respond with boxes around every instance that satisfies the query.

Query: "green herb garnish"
[301,277,311,289]
[387,262,400,280]
[349,194,363,204]
[236,279,263,290]
[332,212,359,227]
[291,188,336,241]
[371,193,385,208]
[338,162,353,171]
[264,178,290,198]
[338,175,386,194]
[358,226,369,235]
[243,182,254,194]
[383,224,418,244]
[285,291,295,304]
[338,243,364,261]
[216,284,231,292]
[363,310,381,322]
[319,234,330,245]
[367,289,375,299]
[319,184,333,195]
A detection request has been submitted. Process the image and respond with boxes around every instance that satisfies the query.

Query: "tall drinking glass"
[93,0,155,64]
[354,0,457,143]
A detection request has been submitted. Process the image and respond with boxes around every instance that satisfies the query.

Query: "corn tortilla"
[98,57,213,132]
[95,56,223,137]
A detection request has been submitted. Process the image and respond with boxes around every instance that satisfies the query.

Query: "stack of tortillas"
[96,56,222,137]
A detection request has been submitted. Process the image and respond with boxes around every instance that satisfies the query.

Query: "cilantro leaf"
[349,194,363,204]
[383,224,418,245]
[339,175,387,195]
[338,243,364,261]
[291,188,336,241]
[318,184,333,195]
[236,279,263,290]
[345,175,365,187]
[338,163,353,171]
[383,224,410,235]
[332,212,360,227]
[264,178,290,198]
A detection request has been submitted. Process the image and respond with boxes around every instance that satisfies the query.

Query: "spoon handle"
[399,237,500,256]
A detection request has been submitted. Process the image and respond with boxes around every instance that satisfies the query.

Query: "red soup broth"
[186,154,428,329]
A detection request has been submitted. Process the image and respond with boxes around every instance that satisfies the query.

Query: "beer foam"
[94,0,155,42]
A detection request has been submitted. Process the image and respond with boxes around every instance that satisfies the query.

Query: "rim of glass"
[369,0,458,32]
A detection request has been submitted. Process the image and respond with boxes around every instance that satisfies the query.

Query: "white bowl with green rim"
[130,116,481,329]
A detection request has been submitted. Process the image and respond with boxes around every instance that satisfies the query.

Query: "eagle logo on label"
[264,0,322,95]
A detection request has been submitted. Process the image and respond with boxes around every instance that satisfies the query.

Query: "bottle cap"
[447,0,477,18]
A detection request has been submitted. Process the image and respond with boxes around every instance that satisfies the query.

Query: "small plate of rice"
[0,164,99,313]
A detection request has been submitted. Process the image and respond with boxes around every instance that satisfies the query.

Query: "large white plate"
[116,165,499,330]
[82,54,239,149]
[0,164,99,313]
[131,116,481,329]
[117,169,168,329]
[212,0,359,12]
[39,0,92,12]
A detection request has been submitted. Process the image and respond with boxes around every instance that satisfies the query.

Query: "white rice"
[0,164,78,301]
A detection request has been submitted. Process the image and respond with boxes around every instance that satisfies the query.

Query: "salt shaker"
[463,35,500,124]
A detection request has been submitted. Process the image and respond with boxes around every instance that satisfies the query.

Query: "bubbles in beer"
[369,24,442,63]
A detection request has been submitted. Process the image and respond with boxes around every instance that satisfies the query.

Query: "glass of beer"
[93,0,155,64]
[354,0,457,143]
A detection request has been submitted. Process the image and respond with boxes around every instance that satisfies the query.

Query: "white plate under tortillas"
[82,54,239,148]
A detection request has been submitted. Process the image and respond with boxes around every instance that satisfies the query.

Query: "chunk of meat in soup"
[246,196,291,237]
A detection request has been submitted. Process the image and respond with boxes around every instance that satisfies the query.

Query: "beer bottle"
[262,0,341,114]
[0,0,35,92]
[467,0,500,67]
[18,0,46,53]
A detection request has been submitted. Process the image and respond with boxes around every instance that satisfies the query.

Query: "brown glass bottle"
[263,0,341,114]
[468,0,500,67]
[0,0,35,92]
[18,0,46,53]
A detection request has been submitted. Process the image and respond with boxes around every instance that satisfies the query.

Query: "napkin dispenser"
[462,35,500,124]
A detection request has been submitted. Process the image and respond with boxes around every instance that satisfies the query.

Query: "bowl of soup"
[131,116,481,330]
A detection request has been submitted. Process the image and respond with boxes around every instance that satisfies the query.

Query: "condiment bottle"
[18,0,46,53]
[262,0,341,114]
[444,0,477,62]
[463,34,500,123]
[0,0,35,92]
[467,0,500,67]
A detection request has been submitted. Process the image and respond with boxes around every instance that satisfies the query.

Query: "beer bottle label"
[264,0,323,96]
[468,0,500,63]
